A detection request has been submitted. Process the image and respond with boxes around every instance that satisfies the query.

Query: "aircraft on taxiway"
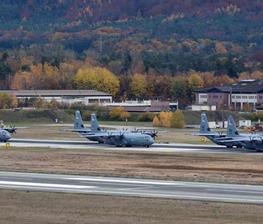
[72,110,155,147]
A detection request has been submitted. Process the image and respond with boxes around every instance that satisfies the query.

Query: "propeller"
[218,131,224,137]
[5,125,17,134]
[150,130,158,139]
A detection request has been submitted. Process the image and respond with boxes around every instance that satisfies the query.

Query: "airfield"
[5,138,231,153]
[1,122,263,223]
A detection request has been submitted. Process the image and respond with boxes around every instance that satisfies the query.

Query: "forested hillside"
[0,0,263,105]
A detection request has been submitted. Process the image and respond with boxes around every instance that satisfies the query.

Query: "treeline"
[1,50,263,107]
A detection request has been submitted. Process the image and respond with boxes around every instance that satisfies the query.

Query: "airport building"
[105,100,178,113]
[0,89,112,105]
[194,79,263,111]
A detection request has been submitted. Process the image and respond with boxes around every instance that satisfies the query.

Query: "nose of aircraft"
[3,131,11,141]
[6,132,11,140]
[148,136,154,145]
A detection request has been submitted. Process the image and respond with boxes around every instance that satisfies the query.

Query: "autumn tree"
[130,73,147,99]
[0,94,18,109]
[109,107,130,121]
[159,112,173,128]
[188,72,204,89]
[152,115,160,127]
[11,63,64,90]
[73,66,120,97]
[171,76,193,107]
[171,110,185,128]
[33,97,46,108]
[146,75,172,100]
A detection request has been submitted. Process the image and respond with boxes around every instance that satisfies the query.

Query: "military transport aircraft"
[0,128,11,142]
[194,112,227,146]
[73,111,155,147]
[215,115,263,151]
[196,113,263,151]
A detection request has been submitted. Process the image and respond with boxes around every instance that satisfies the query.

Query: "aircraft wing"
[217,137,250,143]
[66,128,91,133]
[193,132,222,137]
[3,127,17,133]
[82,132,123,138]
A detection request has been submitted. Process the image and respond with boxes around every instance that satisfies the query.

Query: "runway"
[0,171,263,204]
[1,138,250,153]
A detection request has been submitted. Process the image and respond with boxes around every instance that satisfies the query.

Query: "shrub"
[109,107,130,121]
[171,110,185,128]
[138,112,155,122]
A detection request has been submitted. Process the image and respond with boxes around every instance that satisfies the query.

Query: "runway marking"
[0,181,94,189]
[67,177,179,186]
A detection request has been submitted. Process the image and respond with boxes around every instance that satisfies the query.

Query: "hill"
[0,0,263,103]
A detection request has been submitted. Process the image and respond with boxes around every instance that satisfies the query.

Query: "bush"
[138,112,155,122]
[109,107,130,121]
[152,115,160,127]
[152,110,185,128]
[0,93,18,109]
[171,110,185,128]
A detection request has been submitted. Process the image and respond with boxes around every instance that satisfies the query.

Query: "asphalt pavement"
[0,171,263,204]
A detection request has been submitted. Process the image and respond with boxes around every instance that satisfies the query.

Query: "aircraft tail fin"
[200,113,211,134]
[74,110,85,129]
[91,113,101,133]
[227,115,239,137]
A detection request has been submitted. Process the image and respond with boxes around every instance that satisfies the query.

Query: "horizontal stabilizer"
[193,132,220,136]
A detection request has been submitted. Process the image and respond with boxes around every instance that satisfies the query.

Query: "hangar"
[0,89,112,105]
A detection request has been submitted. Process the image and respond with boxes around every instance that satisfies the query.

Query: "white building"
[0,90,112,105]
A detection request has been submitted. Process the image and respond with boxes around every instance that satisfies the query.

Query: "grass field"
[1,118,262,223]
[1,147,263,185]
[14,123,209,144]
[0,190,262,224]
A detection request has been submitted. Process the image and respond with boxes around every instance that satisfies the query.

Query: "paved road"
[1,138,255,154]
[0,171,263,204]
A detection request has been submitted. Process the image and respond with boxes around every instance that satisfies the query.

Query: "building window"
[89,99,99,103]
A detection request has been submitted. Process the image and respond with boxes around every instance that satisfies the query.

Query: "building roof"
[108,101,171,113]
[195,80,263,94]
[0,90,112,97]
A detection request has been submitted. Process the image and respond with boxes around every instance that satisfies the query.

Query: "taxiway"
[0,171,263,204]
[0,138,256,153]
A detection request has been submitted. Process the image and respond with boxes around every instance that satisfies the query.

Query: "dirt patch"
[0,190,262,224]
[0,148,263,184]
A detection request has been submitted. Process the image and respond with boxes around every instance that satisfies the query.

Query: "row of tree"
[1,51,263,105]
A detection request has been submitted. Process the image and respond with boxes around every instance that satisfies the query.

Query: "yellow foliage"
[188,72,204,88]
[159,112,173,128]
[171,110,185,128]
[33,97,46,108]
[130,73,147,98]
[11,63,62,90]
[120,111,130,121]
[152,115,160,127]
[153,111,185,128]
[0,93,18,109]
[74,66,120,97]
[109,107,126,120]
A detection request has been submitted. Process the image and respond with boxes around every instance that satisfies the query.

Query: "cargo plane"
[73,111,154,147]
[196,113,263,151]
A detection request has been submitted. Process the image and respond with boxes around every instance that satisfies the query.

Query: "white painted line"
[66,177,182,186]
[0,181,94,189]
